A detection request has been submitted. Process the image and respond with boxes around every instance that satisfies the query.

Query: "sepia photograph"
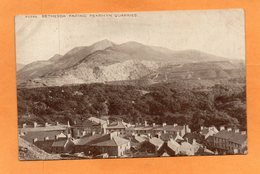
[15,9,247,160]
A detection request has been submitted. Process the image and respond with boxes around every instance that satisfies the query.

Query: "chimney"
[200,126,204,131]
[185,125,191,133]
[33,121,37,128]
[67,133,71,138]
[56,121,59,126]
[22,123,27,128]
[82,130,87,136]
[67,121,70,127]
[220,126,225,131]
[152,123,156,127]
[185,137,189,142]
[241,131,246,135]
[227,128,232,132]
[173,123,178,127]
[45,122,49,127]
[162,123,167,127]
[144,121,148,127]
[147,133,151,138]
[110,131,118,140]
[235,129,240,133]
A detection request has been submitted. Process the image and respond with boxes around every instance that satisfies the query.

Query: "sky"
[15,9,245,65]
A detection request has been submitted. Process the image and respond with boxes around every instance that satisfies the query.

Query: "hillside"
[17,40,241,88]
[19,137,60,160]
[17,39,115,84]
[142,61,245,83]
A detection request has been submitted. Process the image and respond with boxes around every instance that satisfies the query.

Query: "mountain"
[17,39,115,84]
[16,63,25,71]
[17,40,244,88]
[141,60,245,83]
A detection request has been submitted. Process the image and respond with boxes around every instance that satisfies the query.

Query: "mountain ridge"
[17,40,244,88]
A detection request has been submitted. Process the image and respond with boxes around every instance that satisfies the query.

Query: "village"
[18,117,247,159]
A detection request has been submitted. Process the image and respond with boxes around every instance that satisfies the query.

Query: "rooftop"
[149,137,164,148]
[88,117,107,125]
[52,139,68,147]
[107,121,126,129]
[73,134,104,146]
[214,130,247,145]
[153,125,185,132]
[200,126,218,136]
[167,140,180,152]
[92,136,129,147]
[183,133,204,144]
[21,130,66,143]
[19,125,67,132]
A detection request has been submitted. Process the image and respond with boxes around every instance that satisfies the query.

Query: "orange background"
[0,0,259,174]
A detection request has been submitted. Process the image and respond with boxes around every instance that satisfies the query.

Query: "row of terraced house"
[18,116,247,158]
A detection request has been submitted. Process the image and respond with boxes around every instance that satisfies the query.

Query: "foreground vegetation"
[17,78,246,131]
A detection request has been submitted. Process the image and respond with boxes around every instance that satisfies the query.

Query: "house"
[152,123,191,137]
[70,117,109,138]
[200,126,219,139]
[126,126,154,136]
[212,127,247,154]
[128,135,147,150]
[70,120,95,138]
[140,137,164,154]
[74,132,131,157]
[90,134,131,157]
[73,133,104,153]
[160,132,184,142]
[20,129,69,153]
[52,138,74,153]
[21,130,67,143]
[88,117,108,126]
[125,122,191,137]
[183,132,205,145]
[158,139,180,156]
[19,121,68,136]
[105,121,128,134]
[179,141,195,156]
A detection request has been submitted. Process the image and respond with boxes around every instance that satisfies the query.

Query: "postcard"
[15,9,246,160]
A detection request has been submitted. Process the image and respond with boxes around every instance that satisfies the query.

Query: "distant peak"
[118,41,145,49]
[91,39,115,50]
[123,41,143,46]
[93,39,115,45]
[49,54,63,62]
